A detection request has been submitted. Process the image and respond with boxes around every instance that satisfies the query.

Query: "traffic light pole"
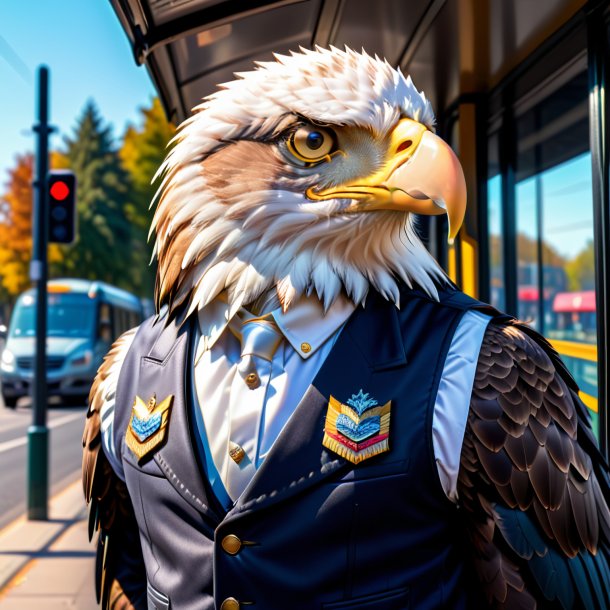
[28,66,52,520]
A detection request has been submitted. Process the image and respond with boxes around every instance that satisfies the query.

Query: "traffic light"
[48,171,76,244]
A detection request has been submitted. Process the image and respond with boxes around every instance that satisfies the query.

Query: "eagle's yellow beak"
[306,118,467,242]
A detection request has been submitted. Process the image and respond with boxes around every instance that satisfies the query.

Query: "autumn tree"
[120,97,175,298]
[565,240,595,291]
[0,153,65,303]
[0,154,32,298]
[50,101,133,289]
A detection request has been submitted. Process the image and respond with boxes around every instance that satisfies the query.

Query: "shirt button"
[221,534,242,555]
[229,443,246,465]
[301,342,311,354]
[220,598,240,610]
[245,372,260,389]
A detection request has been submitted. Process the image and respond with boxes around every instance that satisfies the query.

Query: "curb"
[0,479,88,593]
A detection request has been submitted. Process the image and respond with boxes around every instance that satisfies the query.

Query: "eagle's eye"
[287,125,336,164]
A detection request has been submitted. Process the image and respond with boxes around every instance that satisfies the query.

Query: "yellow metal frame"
[548,340,598,413]
[579,391,598,413]
[447,229,478,298]
[448,244,457,284]
[460,232,478,298]
[549,339,598,363]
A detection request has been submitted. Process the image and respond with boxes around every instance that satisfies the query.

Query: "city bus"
[0,279,143,408]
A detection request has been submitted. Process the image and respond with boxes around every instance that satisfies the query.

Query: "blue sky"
[517,153,593,260]
[0,0,156,188]
[488,153,593,260]
[0,4,596,264]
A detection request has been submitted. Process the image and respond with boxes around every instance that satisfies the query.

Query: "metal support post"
[28,65,52,520]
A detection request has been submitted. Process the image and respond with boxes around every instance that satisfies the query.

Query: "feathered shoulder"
[459,319,610,609]
[82,327,146,609]
[83,327,137,502]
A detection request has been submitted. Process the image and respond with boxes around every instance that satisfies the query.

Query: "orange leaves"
[0,152,67,298]
[0,153,35,297]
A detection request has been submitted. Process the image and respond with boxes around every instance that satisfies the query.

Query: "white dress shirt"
[192,294,355,504]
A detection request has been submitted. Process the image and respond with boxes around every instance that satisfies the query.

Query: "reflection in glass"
[543,154,595,342]
[516,153,594,332]
[488,175,504,310]
[514,68,598,435]
[487,131,504,310]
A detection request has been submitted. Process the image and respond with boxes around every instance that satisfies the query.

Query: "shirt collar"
[271,294,355,359]
[196,293,355,360]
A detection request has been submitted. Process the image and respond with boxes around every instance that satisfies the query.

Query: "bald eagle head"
[152,46,466,319]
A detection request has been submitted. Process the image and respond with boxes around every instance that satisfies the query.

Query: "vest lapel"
[136,315,223,523]
[228,292,407,519]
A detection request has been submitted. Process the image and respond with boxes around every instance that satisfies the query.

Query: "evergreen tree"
[120,97,176,298]
[52,101,133,290]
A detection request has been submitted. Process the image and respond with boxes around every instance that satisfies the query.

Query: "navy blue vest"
[113,286,493,609]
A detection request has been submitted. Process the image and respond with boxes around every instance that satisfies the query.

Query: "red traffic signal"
[48,171,76,244]
[50,180,70,201]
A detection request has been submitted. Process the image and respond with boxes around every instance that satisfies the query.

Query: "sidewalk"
[0,479,98,609]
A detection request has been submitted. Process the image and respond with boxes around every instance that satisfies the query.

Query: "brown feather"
[458,319,610,608]
[510,468,533,510]
[568,478,597,554]
[532,497,555,540]
[82,328,146,609]
[153,140,286,311]
[472,418,507,452]
[82,330,136,502]
[545,422,573,474]
[503,428,539,471]
[464,496,537,608]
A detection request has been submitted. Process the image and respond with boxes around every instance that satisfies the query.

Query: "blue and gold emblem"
[323,390,391,464]
[125,393,174,462]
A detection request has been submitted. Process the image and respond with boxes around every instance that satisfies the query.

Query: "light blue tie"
[224,312,283,498]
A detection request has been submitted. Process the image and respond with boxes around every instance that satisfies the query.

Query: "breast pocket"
[323,586,409,609]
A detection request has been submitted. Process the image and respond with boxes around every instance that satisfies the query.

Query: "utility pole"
[28,65,53,520]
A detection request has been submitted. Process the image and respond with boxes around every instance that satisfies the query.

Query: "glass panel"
[333,0,428,66]
[487,131,504,310]
[516,176,542,328]
[10,293,95,339]
[543,153,595,340]
[514,68,598,435]
[171,3,319,82]
[150,0,225,25]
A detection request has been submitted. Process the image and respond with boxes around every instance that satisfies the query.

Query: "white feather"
[153,47,447,324]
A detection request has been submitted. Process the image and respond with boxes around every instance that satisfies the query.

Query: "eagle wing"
[459,320,610,609]
[82,327,147,610]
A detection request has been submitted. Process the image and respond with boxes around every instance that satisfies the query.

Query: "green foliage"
[565,240,595,291]
[489,233,566,269]
[120,97,176,297]
[50,101,134,291]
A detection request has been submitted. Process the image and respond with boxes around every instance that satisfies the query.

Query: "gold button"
[221,534,242,555]
[220,598,240,610]
[229,443,246,465]
[301,342,311,354]
[245,372,259,389]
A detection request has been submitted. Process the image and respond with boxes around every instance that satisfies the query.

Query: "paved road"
[0,399,87,530]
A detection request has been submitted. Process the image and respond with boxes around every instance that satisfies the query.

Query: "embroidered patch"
[125,394,174,462]
[323,390,391,464]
